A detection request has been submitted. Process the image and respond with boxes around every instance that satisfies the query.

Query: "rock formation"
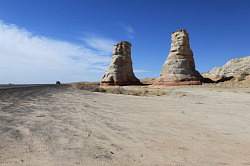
[203,56,250,81]
[100,41,141,86]
[154,29,202,86]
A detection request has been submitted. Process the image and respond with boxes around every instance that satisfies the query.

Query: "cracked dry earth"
[0,86,250,166]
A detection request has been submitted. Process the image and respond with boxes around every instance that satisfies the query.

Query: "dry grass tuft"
[93,87,167,96]
[69,82,167,96]
[70,82,100,91]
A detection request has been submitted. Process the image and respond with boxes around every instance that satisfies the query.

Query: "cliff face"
[203,56,250,81]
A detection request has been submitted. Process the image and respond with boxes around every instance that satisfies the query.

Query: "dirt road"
[0,86,250,166]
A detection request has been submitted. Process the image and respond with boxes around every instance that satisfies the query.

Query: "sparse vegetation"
[70,82,167,96]
[93,87,167,96]
[70,82,100,91]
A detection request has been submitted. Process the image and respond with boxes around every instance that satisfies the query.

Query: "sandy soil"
[0,86,250,166]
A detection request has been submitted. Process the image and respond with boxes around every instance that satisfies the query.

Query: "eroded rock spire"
[101,41,140,86]
[154,29,202,85]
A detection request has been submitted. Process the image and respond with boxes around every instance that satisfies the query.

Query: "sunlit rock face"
[154,29,202,86]
[101,41,140,86]
[202,56,250,81]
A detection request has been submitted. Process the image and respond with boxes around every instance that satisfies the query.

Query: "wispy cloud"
[0,20,114,83]
[82,35,116,54]
[134,69,149,73]
[124,25,135,34]
[121,24,135,39]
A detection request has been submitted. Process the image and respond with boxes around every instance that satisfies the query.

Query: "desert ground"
[0,85,250,166]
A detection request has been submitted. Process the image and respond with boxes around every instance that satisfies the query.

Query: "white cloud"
[0,21,114,84]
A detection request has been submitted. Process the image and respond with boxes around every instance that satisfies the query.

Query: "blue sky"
[0,0,249,83]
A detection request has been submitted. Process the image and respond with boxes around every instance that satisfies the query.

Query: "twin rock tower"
[100,29,203,86]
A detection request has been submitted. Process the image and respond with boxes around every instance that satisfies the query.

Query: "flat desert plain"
[0,86,250,166]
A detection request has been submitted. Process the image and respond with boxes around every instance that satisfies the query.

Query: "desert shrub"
[71,82,100,91]
[92,87,107,92]
[106,88,123,94]
[72,82,167,96]
[98,88,167,96]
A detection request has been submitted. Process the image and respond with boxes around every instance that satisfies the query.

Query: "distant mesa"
[154,29,203,86]
[100,41,141,86]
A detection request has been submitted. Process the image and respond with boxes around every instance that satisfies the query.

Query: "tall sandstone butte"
[154,29,203,86]
[100,41,141,86]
